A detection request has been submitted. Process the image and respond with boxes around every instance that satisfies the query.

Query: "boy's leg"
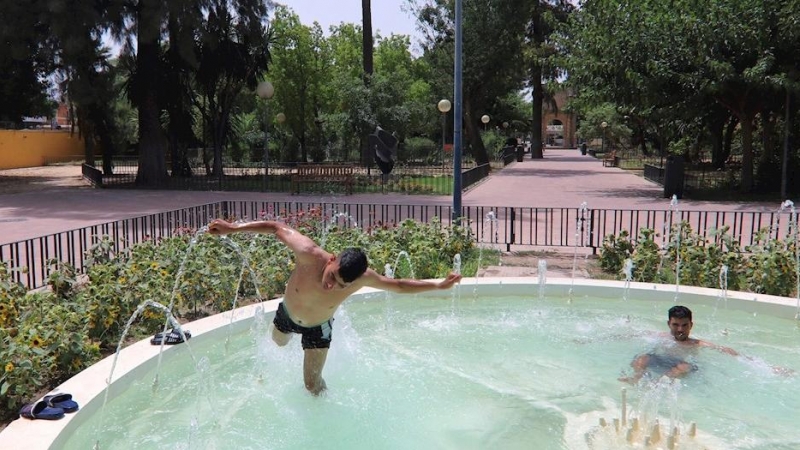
[272,326,292,346]
[303,348,329,395]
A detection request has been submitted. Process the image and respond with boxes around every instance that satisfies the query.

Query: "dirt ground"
[0,164,90,195]
[478,249,606,279]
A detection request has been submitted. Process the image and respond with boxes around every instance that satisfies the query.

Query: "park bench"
[291,164,355,195]
[602,150,619,167]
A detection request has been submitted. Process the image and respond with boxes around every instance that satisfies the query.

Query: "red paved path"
[0,149,786,245]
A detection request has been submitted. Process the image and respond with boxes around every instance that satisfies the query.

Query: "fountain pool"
[1,278,798,450]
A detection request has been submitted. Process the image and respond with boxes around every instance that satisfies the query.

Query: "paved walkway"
[0,149,784,244]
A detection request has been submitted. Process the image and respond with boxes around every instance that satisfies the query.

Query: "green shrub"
[0,214,478,423]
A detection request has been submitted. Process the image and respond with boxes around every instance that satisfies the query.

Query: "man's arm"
[360,269,461,294]
[699,339,739,356]
[207,219,318,256]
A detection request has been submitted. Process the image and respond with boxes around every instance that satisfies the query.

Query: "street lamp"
[438,99,451,167]
[276,112,286,124]
[481,114,490,131]
[600,121,608,154]
[256,80,274,189]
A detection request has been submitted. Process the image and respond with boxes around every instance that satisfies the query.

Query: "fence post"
[507,208,516,252]
[221,201,229,220]
[589,209,597,255]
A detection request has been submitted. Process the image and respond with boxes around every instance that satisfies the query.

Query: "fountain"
[622,258,634,302]
[569,202,590,301]
[779,199,800,321]
[1,278,798,450]
[537,259,547,301]
[451,253,461,314]
[320,211,360,248]
[669,195,682,302]
[390,250,415,279]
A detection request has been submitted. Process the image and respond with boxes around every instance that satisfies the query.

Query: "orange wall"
[0,129,86,169]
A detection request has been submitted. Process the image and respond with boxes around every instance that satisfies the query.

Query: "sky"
[277,0,421,44]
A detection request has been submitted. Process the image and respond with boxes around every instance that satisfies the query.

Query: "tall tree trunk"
[739,114,755,192]
[708,112,727,169]
[362,0,373,83]
[465,97,489,166]
[135,9,167,186]
[723,115,738,166]
[529,1,544,159]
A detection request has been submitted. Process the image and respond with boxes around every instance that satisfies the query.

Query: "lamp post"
[438,99,451,167]
[257,80,274,190]
[600,120,608,154]
[481,114,490,131]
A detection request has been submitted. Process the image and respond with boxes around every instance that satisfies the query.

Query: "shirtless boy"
[208,219,462,395]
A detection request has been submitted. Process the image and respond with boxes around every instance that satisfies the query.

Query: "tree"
[0,1,56,125]
[268,7,326,162]
[524,0,574,159]
[565,0,800,193]
[411,0,529,166]
[196,0,272,176]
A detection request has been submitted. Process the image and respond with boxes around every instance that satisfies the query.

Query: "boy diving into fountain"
[619,305,793,384]
[208,219,462,395]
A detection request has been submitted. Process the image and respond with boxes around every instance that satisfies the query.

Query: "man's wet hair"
[668,305,692,321]
[338,247,368,282]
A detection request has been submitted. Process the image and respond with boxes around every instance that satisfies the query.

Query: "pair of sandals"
[19,393,79,420]
[150,329,191,345]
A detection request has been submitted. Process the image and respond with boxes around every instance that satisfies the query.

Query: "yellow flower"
[4,362,13,373]
[118,277,127,284]
[30,336,42,347]
[150,262,158,269]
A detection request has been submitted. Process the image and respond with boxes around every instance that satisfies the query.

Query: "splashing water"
[320,211,360,248]
[779,200,800,322]
[538,259,547,301]
[218,236,263,349]
[669,195,682,302]
[484,211,501,265]
[569,202,589,302]
[622,258,634,302]
[716,265,730,335]
[384,264,395,329]
[93,300,206,449]
[391,251,415,279]
[153,226,207,384]
[451,254,462,315]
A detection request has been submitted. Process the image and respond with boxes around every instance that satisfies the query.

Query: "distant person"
[208,219,461,395]
[619,305,793,383]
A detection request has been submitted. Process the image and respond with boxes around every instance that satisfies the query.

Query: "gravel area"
[0,165,90,195]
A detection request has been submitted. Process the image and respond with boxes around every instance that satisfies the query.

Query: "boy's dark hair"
[668,305,692,321]
[338,247,368,282]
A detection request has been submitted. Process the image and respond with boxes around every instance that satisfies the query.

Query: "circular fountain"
[1,278,798,450]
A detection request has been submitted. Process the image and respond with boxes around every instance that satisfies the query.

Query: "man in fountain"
[208,218,462,395]
[619,305,793,384]
[618,305,735,384]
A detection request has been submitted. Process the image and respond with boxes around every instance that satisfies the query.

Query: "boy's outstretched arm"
[361,270,461,294]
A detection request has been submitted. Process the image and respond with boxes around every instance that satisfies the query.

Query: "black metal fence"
[2,200,795,290]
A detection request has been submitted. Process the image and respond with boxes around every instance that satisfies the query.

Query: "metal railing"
[2,201,794,290]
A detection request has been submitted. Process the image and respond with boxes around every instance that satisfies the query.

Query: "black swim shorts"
[273,302,333,350]
[647,353,698,373]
